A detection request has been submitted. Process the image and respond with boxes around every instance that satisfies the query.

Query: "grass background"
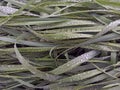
[0,0,120,90]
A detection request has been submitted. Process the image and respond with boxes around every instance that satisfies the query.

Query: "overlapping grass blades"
[0,0,120,90]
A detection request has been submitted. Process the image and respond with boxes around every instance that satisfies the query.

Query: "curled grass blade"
[14,44,58,81]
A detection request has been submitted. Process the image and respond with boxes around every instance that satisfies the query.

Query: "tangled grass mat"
[0,0,120,90]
